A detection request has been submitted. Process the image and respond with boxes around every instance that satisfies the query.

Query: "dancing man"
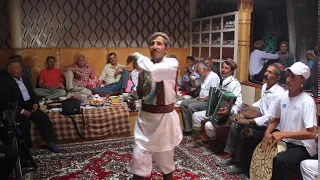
[127,32,183,180]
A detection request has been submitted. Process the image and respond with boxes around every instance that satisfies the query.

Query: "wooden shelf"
[190,11,239,70]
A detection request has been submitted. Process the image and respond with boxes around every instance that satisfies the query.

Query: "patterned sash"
[136,59,172,113]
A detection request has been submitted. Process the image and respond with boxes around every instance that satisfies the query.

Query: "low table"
[30,107,130,145]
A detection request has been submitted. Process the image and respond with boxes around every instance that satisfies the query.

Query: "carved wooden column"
[8,0,22,54]
[236,0,253,81]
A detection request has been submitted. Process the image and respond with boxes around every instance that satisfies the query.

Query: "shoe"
[216,156,235,166]
[186,140,203,148]
[202,149,214,156]
[226,165,243,174]
[48,142,60,153]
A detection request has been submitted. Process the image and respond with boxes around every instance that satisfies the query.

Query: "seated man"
[261,62,317,179]
[305,45,318,98]
[203,57,222,83]
[216,63,285,175]
[10,55,33,86]
[276,41,294,68]
[34,56,66,99]
[305,44,318,69]
[180,62,220,135]
[94,53,130,95]
[0,58,60,154]
[188,59,242,151]
[64,55,95,96]
[179,56,200,96]
[249,40,280,83]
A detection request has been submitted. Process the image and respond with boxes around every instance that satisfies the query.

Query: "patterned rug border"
[26,137,249,180]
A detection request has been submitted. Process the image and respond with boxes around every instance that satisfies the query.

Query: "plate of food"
[109,97,121,104]
[89,100,104,106]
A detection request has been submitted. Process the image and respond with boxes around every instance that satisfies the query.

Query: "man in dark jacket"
[0,58,59,154]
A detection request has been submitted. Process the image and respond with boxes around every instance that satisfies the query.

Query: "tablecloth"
[30,107,130,143]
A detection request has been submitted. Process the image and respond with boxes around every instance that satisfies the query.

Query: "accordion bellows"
[205,87,237,125]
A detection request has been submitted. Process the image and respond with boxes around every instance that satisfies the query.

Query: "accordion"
[205,87,237,125]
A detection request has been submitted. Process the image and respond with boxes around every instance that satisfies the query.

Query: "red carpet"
[26,137,248,179]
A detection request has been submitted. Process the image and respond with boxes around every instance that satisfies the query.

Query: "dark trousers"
[253,59,278,82]
[16,100,56,148]
[16,110,56,148]
[0,145,18,180]
[241,126,267,175]
[94,70,129,95]
[272,143,310,180]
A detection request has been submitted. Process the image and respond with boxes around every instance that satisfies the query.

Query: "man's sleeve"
[261,51,280,60]
[303,100,317,129]
[230,81,242,114]
[209,75,220,88]
[89,66,95,77]
[269,95,281,119]
[133,52,178,82]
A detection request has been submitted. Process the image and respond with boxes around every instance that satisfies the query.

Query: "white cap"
[285,62,310,79]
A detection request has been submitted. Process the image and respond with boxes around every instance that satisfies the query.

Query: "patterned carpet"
[25,137,249,180]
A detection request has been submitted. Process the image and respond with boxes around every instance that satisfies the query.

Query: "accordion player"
[205,87,237,125]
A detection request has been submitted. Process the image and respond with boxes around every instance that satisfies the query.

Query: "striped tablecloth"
[30,107,130,143]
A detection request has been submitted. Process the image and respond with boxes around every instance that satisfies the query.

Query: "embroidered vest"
[137,60,174,113]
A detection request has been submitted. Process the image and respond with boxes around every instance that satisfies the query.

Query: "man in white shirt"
[249,40,280,83]
[127,32,182,180]
[180,62,220,135]
[94,53,130,95]
[261,62,317,180]
[188,59,242,151]
[300,159,318,180]
[217,63,285,175]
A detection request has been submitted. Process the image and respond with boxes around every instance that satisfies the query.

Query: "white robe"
[133,52,183,152]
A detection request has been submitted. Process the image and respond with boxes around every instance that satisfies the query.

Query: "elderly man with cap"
[261,62,317,180]
[216,62,285,175]
[249,40,280,83]
[186,59,242,149]
[126,32,182,180]
[0,57,60,154]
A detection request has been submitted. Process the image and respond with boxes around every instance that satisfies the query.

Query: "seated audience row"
[179,59,317,179]
[20,53,131,100]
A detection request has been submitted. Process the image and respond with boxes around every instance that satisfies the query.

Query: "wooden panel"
[22,48,58,86]
[254,87,262,102]
[168,48,190,77]
[0,49,19,68]
[211,47,220,59]
[59,48,107,78]
[200,47,210,58]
